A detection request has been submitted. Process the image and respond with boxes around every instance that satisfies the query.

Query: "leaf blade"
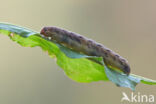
[0,23,155,90]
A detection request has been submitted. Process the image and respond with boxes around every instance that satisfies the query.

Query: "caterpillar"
[40,27,130,75]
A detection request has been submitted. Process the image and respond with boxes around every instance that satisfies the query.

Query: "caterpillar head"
[40,27,66,43]
[40,27,55,38]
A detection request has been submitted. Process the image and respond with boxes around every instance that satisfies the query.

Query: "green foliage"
[0,23,156,90]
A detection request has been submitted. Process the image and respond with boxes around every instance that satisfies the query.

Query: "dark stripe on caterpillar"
[40,27,130,75]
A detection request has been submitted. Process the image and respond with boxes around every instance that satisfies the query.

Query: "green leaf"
[0,23,155,91]
[131,74,156,85]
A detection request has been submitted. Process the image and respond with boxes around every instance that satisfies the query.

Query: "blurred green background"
[0,0,156,104]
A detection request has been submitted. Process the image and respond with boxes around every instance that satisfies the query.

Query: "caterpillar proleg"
[40,27,130,75]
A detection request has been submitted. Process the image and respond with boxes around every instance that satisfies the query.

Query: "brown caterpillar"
[40,27,130,75]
